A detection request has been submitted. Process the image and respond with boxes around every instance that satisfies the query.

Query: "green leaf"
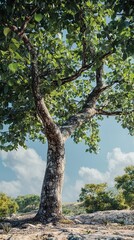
[1,50,7,56]
[11,38,20,48]
[86,1,92,8]
[9,43,17,51]
[8,63,18,73]
[3,27,10,37]
[34,13,43,22]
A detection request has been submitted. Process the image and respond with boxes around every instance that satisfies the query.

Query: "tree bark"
[35,137,65,223]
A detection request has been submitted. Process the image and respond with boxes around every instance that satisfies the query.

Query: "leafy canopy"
[0,0,134,152]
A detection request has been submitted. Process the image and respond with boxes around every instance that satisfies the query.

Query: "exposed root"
[33,213,74,225]
[0,213,74,229]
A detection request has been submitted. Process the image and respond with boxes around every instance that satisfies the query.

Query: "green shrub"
[15,194,40,213]
[78,183,127,213]
[115,165,134,209]
[0,193,18,218]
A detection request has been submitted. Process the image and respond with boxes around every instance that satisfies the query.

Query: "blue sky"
[0,116,134,202]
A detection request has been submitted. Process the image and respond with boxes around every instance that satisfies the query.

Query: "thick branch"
[27,42,62,142]
[60,63,112,140]
[60,85,109,140]
[82,64,108,109]
[10,24,62,143]
[61,108,97,140]
[82,63,126,111]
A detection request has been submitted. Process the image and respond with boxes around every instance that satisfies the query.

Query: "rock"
[67,233,83,240]
[20,223,36,229]
[73,219,83,224]
[46,238,57,240]
[43,231,58,240]
[71,210,134,225]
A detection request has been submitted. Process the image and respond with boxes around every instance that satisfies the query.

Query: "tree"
[0,0,133,222]
[115,165,134,209]
[78,183,127,213]
[0,193,18,218]
[15,194,40,213]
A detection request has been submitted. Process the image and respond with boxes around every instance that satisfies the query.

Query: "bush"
[0,193,18,218]
[15,194,40,213]
[78,183,127,213]
[115,165,134,209]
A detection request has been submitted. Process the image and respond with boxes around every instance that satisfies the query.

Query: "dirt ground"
[0,211,134,240]
[0,221,134,240]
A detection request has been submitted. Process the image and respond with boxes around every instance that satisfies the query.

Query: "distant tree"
[0,193,18,218]
[78,183,127,213]
[115,165,134,209]
[15,194,40,213]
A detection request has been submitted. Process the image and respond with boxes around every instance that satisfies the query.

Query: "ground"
[0,210,134,239]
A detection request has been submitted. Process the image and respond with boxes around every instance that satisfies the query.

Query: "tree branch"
[53,62,94,86]
[52,51,112,87]
[61,108,97,140]
[5,6,38,36]
[18,7,39,36]
[60,66,105,139]
[60,58,123,140]
[96,109,134,116]
[60,63,110,139]
[96,63,104,87]
[9,23,63,142]
[85,67,129,111]
[81,64,109,110]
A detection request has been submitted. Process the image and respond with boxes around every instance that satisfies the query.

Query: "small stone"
[67,233,83,240]
[62,228,69,232]
[46,238,57,240]
[20,223,36,229]
[74,219,82,224]
[47,233,54,237]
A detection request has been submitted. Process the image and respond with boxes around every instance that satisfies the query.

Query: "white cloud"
[0,180,21,196]
[0,147,46,197]
[79,167,109,183]
[107,148,134,178]
[63,148,134,202]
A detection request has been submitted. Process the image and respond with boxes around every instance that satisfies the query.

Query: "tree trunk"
[35,138,65,223]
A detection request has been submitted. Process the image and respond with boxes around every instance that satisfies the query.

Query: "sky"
[0,117,134,202]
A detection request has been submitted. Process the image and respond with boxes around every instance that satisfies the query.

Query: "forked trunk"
[35,138,65,223]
